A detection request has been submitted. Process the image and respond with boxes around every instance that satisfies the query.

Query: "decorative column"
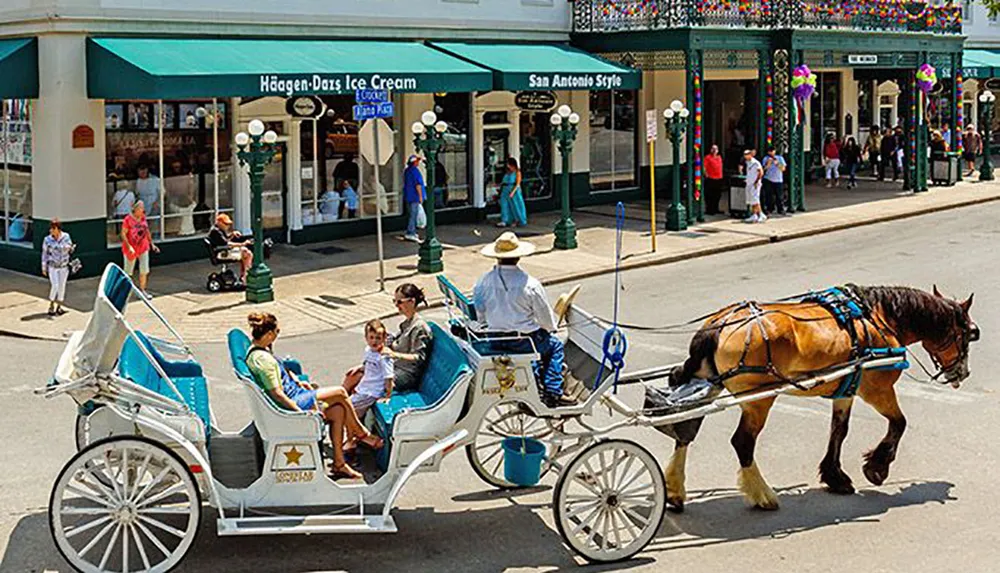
[686,50,704,223]
[952,52,964,182]
[901,71,915,191]
[551,105,581,250]
[758,49,772,154]
[235,120,279,303]
[788,50,806,211]
[914,57,931,192]
[664,101,690,231]
[411,111,447,274]
[979,90,995,181]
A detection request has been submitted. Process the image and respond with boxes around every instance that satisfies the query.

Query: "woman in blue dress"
[498,157,528,228]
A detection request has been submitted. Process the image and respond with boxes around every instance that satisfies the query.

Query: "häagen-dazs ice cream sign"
[260,74,419,96]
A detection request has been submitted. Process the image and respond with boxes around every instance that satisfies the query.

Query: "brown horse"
[657,285,979,512]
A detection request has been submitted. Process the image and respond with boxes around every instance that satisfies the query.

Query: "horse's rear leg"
[666,441,689,513]
[819,397,856,494]
[857,379,906,486]
[732,397,779,510]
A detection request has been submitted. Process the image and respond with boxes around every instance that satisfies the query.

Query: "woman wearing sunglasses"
[382,284,432,392]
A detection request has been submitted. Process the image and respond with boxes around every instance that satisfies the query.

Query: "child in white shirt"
[348,319,394,420]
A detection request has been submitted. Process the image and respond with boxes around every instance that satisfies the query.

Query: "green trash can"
[932,152,959,186]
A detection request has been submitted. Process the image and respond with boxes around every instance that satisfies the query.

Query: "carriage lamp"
[235,118,279,303]
[551,105,580,250]
[664,101,690,232]
[412,111,447,273]
[979,90,995,182]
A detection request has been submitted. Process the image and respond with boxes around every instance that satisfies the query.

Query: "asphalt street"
[1,201,998,573]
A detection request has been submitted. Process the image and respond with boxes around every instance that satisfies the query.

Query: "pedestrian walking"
[865,126,882,179]
[497,157,527,228]
[41,219,75,316]
[895,126,907,181]
[402,155,425,243]
[121,200,160,293]
[963,124,982,176]
[743,149,765,223]
[704,144,725,215]
[823,134,842,188]
[880,127,899,181]
[761,147,787,215]
[841,137,862,189]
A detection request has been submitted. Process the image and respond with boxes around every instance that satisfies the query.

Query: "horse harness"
[712,286,908,399]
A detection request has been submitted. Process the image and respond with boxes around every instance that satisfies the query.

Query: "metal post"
[981,94,995,181]
[553,113,578,250]
[649,139,656,252]
[416,130,443,274]
[372,119,386,290]
[2,100,8,241]
[158,100,165,240]
[312,117,319,222]
[212,99,219,223]
[237,127,277,303]
[665,109,688,232]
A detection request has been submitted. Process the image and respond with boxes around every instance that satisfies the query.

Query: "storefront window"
[810,73,842,161]
[432,93,471,209]
[1,99,32,245]
[858,81,874,129]
[589,90,637,191]
[105,100,232,243]
[519,111,553,200]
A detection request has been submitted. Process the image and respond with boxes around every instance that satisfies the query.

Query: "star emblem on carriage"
[283,446,304,466]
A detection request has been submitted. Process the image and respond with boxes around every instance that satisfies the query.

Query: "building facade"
[0,0,643,275]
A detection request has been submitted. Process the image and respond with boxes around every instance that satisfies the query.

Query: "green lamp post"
[411,111,447,274]
[664,100,690,232]
[551,104,580,250]
[235,119,278,303]
[979,89,995,182]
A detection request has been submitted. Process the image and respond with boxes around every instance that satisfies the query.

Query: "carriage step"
[217,514,397,536]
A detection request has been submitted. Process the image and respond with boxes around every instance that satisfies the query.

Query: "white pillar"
[33,34,107,223]
[232,99,251,233]
[287,120,303,232]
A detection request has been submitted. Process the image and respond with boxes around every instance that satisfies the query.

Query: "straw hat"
[554,284,581,326]
[480,231,536,259]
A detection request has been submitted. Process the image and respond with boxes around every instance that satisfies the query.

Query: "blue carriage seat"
[437,275,477,324]
[373,322,475,471]
[226,329,310,400]
[118,331,211,432]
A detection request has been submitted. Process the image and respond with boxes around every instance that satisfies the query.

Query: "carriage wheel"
[466,401,560,489]
[50,436,201,573]
[554,439,665,563]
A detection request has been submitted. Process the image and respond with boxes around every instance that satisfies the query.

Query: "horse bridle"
[924,320,979,382]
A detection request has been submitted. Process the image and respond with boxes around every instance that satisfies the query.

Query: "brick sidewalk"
[2,178,997,343]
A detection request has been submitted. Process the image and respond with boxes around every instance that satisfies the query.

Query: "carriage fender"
[381,429,468,522]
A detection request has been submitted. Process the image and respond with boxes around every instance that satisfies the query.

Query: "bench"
[118,331,211,432]
[372,322,476,471]
[437,275,477,328]
[226,329,325,445]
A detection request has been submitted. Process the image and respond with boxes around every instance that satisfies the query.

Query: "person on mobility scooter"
[205,213,270,292]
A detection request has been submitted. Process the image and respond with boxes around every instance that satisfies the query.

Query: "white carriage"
[42,264,909,572]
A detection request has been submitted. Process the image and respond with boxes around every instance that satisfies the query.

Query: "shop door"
[261,143,287,239]
[483,126,511,213]
[519,112,552,201]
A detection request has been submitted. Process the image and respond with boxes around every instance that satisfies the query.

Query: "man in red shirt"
[703,144,724,215]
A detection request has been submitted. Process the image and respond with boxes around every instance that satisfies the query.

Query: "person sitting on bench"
[208,213,252,282]
[473,231,576,408]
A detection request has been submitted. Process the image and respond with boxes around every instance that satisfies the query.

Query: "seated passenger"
[473,232,576,408]
[208,214,252,283]
[343,319,395,420]
[244,312,382,480]
[382,283,433,392]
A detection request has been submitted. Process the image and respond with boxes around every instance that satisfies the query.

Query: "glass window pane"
[612,90,637,188]
[433,93,471,209]
[519,111,552,200]
[589,91,614,190]
[1,99,32,245]
[589,90,636,191]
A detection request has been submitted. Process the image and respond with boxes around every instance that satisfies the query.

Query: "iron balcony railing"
[573,0,962,35]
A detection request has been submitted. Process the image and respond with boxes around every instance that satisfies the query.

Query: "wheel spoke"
[489,447,505,477]
[583,507,607,551]
[474,438,503,451]
[619,481,654,500]
[137,482,187,510]
[65,515,113,539]
[121,518,129,573]
[134,519,170,559]
[61,507,112,517]
[620,504,651,528]
[600,505,612,551]
[612,455,636,491]
[609,507,625,549]
[131,465,172,509]
[98,523,122,570]
[607,450,629,490]
[79,466,119,503]
[65,484,115,509]
[597,450,611,491]
[129,524,151,571]
[129,452,153,503]
[564,499,601,520]
[571,472,604,498]
[617,505,642,539]
[138,505,192,515]
[616,463,648,495]
[137,514,186,539]
[121,447,131,502]
[78,519,116,559]
[104,451,125,502]
[569,503,603,537]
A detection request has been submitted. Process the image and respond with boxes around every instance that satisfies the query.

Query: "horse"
[652,285,979,512]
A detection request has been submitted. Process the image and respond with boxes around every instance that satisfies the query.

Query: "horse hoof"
[666,497,685,513]
[753,499,780,511]
[825,482,856,495]
[863,463,888,486]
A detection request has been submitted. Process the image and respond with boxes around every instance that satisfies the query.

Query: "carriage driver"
[474,231,577,408]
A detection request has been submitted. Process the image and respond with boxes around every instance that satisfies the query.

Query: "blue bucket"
[502,437,546,487]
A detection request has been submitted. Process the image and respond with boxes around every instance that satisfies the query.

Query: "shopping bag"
[416,203,427,229]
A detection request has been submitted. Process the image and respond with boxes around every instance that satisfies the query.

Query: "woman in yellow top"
[246,312,382,480]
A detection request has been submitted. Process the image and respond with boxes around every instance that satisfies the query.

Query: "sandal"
[359,434,384,450]
[330,463,363,480]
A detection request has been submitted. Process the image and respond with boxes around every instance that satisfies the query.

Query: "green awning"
[0,38,38,99]
[86,38,493,99]
[430,42,641,91]
[963,49,1000,79]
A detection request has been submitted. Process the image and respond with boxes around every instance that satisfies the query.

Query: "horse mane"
[849,284,960,341]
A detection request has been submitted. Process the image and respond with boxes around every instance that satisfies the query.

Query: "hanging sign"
[285,96,326,119]
[847,55,879,65]
[72,125,95,149]
[352,102,394,122]
[646,109,658,143]
[515,91,557,111]
[355,89,390,104]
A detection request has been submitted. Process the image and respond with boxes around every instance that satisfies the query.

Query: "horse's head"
[925,286,979,388]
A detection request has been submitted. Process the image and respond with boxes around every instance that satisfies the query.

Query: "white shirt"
[136,175,161,213]
[357,347,394,398]
[112,188,135,217]
[745,158,763,190]
[473,265,557,333]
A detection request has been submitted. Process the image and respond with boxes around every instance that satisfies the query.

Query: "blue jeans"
[406,202,421,236]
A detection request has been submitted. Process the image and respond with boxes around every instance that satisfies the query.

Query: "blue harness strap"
[595,203,628,394]
[803,287,908,399]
